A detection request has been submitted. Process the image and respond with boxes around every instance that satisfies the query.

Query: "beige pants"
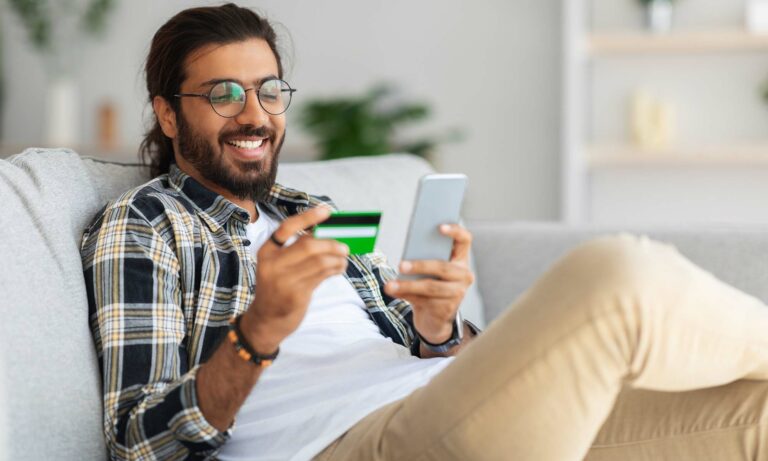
[314,235,768,461]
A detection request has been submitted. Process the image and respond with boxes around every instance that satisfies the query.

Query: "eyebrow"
[199,74,279,89]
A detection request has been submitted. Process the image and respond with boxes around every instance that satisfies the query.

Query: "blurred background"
[2,0,768,225]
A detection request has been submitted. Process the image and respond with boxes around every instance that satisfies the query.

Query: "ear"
[153,95,178,139]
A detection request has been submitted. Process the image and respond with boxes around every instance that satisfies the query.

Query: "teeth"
[228,139,264,149]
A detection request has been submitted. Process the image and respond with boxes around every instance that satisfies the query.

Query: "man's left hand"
[383,223,475,346]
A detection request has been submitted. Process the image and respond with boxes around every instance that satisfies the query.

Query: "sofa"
[3,148,768,460]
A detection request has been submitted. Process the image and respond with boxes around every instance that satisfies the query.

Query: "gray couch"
[2,149,768,460]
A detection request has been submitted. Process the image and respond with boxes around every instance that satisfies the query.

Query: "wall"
[0,0,563,222]
[584,0,768,226]
[590,0,768,146]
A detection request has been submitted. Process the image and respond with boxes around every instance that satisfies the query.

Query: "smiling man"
[81,4,768,461]
[82,5,475,460]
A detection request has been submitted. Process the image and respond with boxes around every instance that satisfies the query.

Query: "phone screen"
[400,174,467,279]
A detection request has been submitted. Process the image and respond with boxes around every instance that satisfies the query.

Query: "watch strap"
[412,314,481,355]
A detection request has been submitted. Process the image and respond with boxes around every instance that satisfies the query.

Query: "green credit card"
[313,211,382,255]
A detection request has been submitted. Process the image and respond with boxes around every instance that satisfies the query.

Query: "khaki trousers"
[314,235,768,461]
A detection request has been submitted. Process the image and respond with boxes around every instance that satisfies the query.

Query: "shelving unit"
[561,0,768,225]
[589,30,768,56]
[588,144,768,168]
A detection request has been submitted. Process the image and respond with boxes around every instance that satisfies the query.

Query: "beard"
[176,112,284,202]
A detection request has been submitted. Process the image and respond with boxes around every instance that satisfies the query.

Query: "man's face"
[174,38,286,202]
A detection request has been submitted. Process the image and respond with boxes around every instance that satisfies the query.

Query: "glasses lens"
[210,81,246,117]
[258,79,292,115]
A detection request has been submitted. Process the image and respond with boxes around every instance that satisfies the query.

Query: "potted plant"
[298,84,459,161]
[639,0,676,33]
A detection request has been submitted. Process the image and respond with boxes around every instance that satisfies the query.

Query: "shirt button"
[243,239,251,246]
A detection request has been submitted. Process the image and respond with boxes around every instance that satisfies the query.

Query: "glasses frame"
[174,78,297,117]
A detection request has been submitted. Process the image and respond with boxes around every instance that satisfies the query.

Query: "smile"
[227,139,264,149]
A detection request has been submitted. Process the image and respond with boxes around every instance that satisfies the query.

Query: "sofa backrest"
[470,221,768,322]
[0,148,483,460]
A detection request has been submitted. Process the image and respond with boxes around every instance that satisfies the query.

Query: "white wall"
[1,0,563,222]
[589,0,768,146]
[581,0,768,226]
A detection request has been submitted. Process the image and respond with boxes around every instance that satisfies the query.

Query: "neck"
[174,157,259,223]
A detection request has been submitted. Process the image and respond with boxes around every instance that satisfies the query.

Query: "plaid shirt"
[81,164,417,460]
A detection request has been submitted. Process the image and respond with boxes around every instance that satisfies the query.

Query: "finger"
[263,252,347,295]
[304,258,350,284]
[268,205,332,249]
[391,294,447,312]
[439,223,473,262]
[384,278,465,300]
[386,287,466,334]
[286,252,349,279]
[390,294,458,325]
[277,235,349,265]
[393,294,433,307]
[399,259,472,282]
[291,256,349,288]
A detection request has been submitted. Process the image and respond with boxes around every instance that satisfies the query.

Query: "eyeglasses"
[175,78,297,117]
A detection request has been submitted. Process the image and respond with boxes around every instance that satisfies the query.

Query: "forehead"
[183,38,279,87]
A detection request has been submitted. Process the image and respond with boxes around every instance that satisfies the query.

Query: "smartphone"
[400,173,468,280]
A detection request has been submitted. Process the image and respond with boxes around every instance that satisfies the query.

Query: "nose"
[234,89,270,127]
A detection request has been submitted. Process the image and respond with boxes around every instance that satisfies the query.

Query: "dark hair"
[140,3,283,177]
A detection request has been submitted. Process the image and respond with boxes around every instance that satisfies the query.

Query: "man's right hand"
[240,205,349,354]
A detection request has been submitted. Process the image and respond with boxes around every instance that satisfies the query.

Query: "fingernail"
[338,243,349,254]
[440,224,451,233]
[388,281,399,291]
[400,261,411,273]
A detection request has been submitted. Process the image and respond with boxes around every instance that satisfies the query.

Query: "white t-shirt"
[218,205,452,461]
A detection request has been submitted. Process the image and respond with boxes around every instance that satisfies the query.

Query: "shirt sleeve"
[365,249,419,352]
[81,202,230,460]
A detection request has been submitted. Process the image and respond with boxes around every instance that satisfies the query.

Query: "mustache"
[220,126,276,143]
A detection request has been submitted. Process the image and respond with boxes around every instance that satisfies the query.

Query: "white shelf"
[588,144,768,168]
[589,30,768,56]
[562,0,768,224]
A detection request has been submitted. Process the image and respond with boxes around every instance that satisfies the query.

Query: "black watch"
[415,312,465,354]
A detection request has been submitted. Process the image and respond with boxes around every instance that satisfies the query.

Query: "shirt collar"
[167,163,314,231]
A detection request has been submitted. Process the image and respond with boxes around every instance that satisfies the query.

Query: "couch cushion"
[0,149,139,460]
[0,148,484,459]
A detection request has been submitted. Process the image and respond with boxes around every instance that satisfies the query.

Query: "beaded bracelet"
[227,315,280,367]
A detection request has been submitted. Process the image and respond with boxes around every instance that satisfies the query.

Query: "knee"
[554,234,684,304]
[568,234,678,270]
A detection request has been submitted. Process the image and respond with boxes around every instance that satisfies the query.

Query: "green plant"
[763,80,768,103]
[8,0,114,52]
[298,84,458,161]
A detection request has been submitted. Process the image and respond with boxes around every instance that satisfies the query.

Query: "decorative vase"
[631,89,676,150]
[45,77,79,147]
[645,0,674,34]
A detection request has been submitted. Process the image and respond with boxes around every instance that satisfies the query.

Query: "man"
[81,4,768,461]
